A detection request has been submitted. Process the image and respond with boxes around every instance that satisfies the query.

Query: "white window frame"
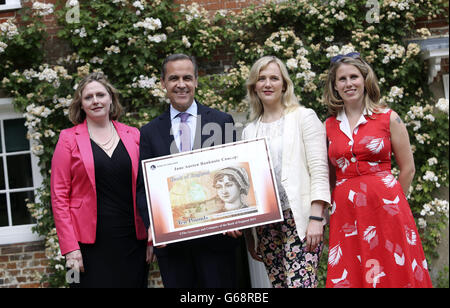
[0,98,43,245]
[0,0,21,11]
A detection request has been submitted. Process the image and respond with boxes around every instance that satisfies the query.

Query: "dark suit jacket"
[136,102,238,251]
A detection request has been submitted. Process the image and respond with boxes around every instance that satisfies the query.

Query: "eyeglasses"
[330,52,361,63]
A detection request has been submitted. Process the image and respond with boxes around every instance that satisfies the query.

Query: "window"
[0,98,43,244]
[0,0,22,11]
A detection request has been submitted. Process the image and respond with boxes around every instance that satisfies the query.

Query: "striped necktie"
[178,112,191,152]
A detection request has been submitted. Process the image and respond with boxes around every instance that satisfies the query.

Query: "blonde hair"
[69,72,123,125]
[323,56,384,117]
[246,56,299,121]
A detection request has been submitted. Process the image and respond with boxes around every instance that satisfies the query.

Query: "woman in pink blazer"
[51,72,148,287]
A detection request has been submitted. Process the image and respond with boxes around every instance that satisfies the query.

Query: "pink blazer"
[51,120,147,255]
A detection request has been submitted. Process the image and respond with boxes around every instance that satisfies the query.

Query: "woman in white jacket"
[242,56,330,288]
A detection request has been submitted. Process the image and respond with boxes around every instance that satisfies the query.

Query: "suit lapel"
[74,121,96,190]
[158,110,178,155]
[195,103,210,150]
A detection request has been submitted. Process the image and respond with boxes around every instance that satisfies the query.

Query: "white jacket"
[242,106,331,240]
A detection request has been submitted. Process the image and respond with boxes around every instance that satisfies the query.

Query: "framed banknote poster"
[142,138,283,246]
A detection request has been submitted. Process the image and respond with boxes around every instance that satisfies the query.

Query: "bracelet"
[309,215,324,222]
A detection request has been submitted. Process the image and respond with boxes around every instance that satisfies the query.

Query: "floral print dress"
[256,117,323,288]
[325,109,432,288]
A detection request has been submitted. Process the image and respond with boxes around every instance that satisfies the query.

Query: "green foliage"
[0,7,46,81]
[1,0,448,287]
[436,266,449,288]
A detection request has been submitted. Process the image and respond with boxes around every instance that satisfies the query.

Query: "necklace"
[88,121,117,152]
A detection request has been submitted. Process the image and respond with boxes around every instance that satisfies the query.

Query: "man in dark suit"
[137,54,241,288]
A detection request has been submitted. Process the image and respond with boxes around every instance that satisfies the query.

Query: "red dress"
[325,109,432,288]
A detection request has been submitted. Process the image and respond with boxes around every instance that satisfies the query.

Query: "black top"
[73,140,147,288]
[92,139,134,233]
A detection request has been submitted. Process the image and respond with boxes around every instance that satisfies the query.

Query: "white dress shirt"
[170,101,198,152]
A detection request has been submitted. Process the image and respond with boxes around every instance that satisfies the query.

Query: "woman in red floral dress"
[323,53,432,288]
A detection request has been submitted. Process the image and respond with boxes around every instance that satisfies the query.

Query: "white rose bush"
[1,0,448,287]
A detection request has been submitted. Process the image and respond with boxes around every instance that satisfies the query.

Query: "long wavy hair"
[323,56,384,116]
[246,56,299,121]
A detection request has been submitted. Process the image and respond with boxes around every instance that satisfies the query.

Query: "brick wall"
[414,10,450,81]
[1,0,262,64]
[415,8,449,36]
[173,0,264,14]
[148,264,164,288]
[0,240,165,288]
[0,0,70,63]
[0,241,49,288]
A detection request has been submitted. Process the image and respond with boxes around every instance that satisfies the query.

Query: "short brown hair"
[69,72,123,125]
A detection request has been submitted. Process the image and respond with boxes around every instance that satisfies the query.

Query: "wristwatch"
[309,215,324,222]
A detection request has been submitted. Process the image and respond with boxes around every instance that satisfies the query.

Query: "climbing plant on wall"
[1,0,448,287]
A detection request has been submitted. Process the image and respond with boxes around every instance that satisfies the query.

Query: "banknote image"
[142,138,283,245]
[168,164,257,229]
